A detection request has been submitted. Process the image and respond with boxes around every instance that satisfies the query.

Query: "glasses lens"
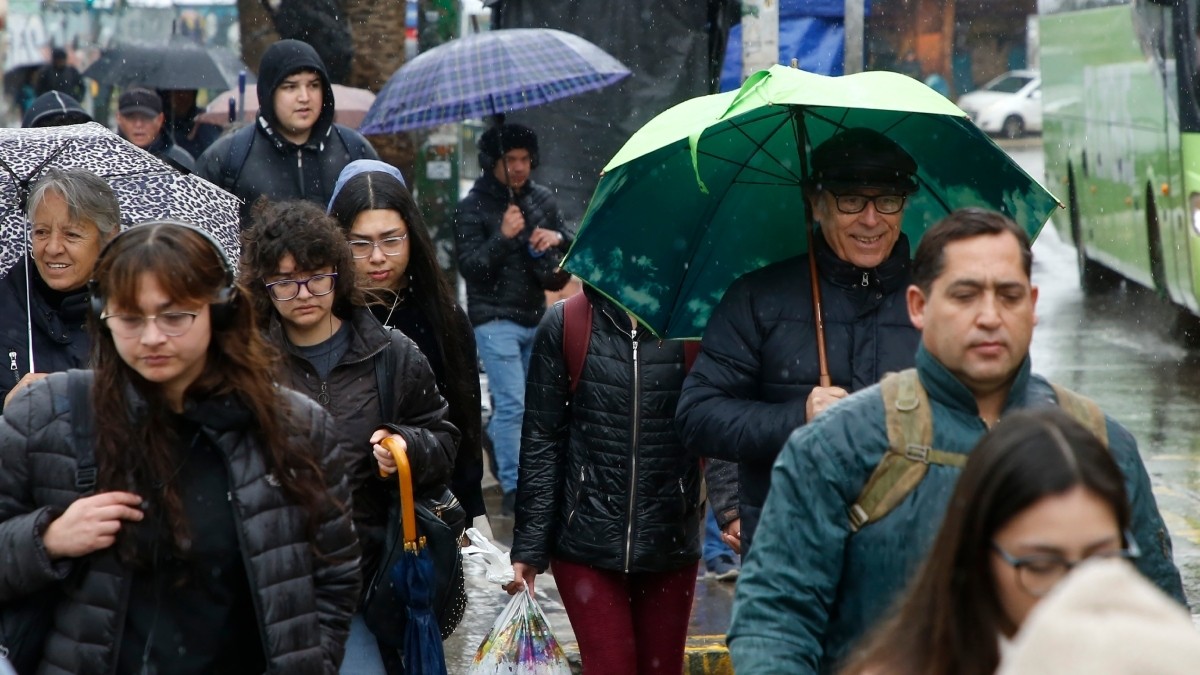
[875,195,906,214]
[378,236,408,255]
[307,274,336,296]
[105,316,145,337]
[267,280,300,301]
[1017,560,1068,597]
[348,241,373,259]
[156,312,196,337]
[836,195,867,214]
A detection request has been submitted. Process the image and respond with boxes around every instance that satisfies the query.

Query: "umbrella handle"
[381,437,419,546]
[808,231,832,388]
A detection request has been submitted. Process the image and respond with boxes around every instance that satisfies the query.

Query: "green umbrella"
[562,65,1061,340]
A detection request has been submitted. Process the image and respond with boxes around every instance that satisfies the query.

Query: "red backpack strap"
[562,292,593,394]
[683,341,701,373]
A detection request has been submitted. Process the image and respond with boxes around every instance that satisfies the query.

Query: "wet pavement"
[442,138,1200,671]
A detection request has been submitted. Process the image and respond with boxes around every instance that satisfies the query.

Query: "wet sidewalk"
[443,482,736,674]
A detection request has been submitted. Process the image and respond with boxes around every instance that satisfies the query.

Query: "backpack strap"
[562,293,592,394]
[67,370,97,493]
[683,342,701,373]
[333,126,372,162]
[375,327,397,422]
[848,369,966,533]
[220,126,255,194]
[1050,383,1109,447]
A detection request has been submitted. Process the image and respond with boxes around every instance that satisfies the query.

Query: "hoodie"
[193,39,378,227]
[22,91,92,128]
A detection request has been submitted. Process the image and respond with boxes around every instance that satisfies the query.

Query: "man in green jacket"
[727,208,1186,674]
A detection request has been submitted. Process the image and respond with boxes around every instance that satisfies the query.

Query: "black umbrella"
[83,38,244,90]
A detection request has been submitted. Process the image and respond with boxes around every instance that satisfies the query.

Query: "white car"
[956,70,1042,139]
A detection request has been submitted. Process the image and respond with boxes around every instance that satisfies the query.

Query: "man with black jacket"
[195,39,378,227]
[677,128,923,553]
[115,87,195,174]
[454,123,571,515]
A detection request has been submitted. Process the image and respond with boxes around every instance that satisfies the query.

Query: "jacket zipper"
[8,350,17,385]
[106,570,135,675]
[861,272,870,287]
[296,149,305,194]
[566,465,585,527]
[624,327,641,572]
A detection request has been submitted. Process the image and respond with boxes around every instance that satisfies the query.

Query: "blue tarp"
[720,0,871,91]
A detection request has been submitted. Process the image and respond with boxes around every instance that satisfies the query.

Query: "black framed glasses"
[348,235,409,259]
[829,192,907,215]
[264,272,338,301]
[991,534,1141,598]
[100,311,199,338]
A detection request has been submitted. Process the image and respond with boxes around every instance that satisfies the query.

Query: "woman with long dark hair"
[328,161,486,524]
[0,221,360,674]
[839,407,1140,675]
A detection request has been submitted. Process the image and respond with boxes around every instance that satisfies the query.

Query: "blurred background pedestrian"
[158,88,223,160]
[115,87,195,173]
[33,48,84,102]
[21,91,92,128]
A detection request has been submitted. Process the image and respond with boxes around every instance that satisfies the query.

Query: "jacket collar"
[473,171,534,202]
[813,228,912,294]
[270,305,390,365]
[7,256,89,336]
[914,343,1032,417]
[255,112,335,154]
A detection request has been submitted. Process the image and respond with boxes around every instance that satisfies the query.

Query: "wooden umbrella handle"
[380,436,418,546]
[808,234,832,388]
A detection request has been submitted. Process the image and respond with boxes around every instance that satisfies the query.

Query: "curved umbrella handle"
[380,436,418,546]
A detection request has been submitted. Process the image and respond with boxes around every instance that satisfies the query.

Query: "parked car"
[956,69,1042,139]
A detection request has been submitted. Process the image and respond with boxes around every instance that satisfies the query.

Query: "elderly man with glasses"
[678,127,924,556]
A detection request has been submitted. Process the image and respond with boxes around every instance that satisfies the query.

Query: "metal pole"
[844,0,864,74]
[741,0,780,81]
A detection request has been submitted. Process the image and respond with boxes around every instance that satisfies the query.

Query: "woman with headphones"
[0,221,361,674]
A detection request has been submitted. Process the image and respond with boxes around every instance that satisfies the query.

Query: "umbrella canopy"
[563,65,1061,339]
[360,28,631,134]
[83,38,244,90]
[0,122,242,280]
[194,84,376,128]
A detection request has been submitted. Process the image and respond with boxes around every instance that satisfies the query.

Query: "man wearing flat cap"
[116,87,195,174]
[677,127,922,553]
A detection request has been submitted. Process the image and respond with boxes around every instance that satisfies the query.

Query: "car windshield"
[985,75,1033,94]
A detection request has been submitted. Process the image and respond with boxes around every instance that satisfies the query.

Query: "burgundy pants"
[551,557,698,675]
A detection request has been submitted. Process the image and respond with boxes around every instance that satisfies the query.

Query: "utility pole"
[415,0,460,274]
[741,0,779,80]
[844,0,864,74]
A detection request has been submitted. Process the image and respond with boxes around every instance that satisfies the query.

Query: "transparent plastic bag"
[461,527,516,585]
[466,588,571,675]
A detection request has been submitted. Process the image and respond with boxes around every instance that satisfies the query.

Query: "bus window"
[1178,0,1200,130]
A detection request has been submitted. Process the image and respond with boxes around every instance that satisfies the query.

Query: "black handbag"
[365,334,468,647]
[1,370,94,674]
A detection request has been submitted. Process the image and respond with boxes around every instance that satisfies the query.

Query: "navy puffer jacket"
[511,289,701,573]
[676,231,920,552]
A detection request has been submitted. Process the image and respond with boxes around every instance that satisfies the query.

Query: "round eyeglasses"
[100,311,199,338]
[829,193,907,215]
[991,536,1141,598]
[264,272,338,301]
[348,235,409,259]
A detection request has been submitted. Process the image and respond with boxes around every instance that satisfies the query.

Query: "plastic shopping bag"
[462,527,516,586]
[466,588,572,675]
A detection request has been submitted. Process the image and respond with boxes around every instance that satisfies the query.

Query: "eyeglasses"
[263,272,338,301]
[991,535,1141,598]
[100,311,199,338]
[829,192,907,215]
[347,235,408,259]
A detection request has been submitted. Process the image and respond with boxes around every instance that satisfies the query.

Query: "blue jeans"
[704,504,735,565]
[475,320,537,493]
[339,613,387,674]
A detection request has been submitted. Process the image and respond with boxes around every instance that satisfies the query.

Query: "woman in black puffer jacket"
[0,221,360,675]
[507,286,701,675]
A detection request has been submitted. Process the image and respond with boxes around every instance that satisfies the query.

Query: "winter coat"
[0,372,362,675]
[453,172,572,328]
[0,259,90,413]
[727,346,1187,675]
[122,129,194,174]
[511,289,702,574]
[272,307,459,581]
[194,40,378,227]
[676,231,920,551]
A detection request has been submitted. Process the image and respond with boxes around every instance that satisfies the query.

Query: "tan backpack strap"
[849,370,966,532]
[1050,383,1109,447]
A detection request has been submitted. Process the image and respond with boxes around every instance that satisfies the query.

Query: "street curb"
[559,635,731,674]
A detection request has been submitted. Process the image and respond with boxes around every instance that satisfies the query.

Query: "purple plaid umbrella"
[359,28,631,134]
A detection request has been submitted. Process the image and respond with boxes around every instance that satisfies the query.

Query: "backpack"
[219,124,373,194]
[847,368,1108,533]
[561,292,700,393]
[0,370,96,673]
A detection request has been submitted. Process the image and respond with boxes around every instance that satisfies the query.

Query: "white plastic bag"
[461,527,516,585]
[466,588,572,675]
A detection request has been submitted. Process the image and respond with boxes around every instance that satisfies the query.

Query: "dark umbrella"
[379,437,448,675]
[359,28,631,135]
[0,122,241,368]
[83,37,244,90]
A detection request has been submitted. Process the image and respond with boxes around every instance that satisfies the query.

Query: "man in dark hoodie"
[21,91,92,128]
[194,39,378,227]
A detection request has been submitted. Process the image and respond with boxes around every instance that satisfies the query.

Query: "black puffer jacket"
[194,40,378,226]
[676,232,920,552]
[511,289,701,573]
[0,372,361,674]
[272,307,459,581]
[453,172,572,327]
[0,259,90,412]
